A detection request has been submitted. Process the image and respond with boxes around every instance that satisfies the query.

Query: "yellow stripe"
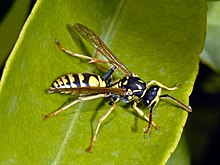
[78,73,87,87]
[97,76,106,87]
[68,75,77,88]
[61,76,70,88]
[57,78,64,87]
[135,84,143,90]
[122,79,128,85]
[88,76,99,87]
[53,81,59,88]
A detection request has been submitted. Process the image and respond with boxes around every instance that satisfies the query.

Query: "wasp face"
[142,85,161,108]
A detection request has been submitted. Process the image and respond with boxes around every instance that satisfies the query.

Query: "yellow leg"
[55,39,110,64]
[132,102,159,132]
[42,93,108,120]
[86,102,116,152]
[147,80,179,91]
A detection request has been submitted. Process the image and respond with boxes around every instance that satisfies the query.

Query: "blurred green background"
[0,0,220,164]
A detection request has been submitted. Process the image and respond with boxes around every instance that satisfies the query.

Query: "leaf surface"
[0,0,206,164]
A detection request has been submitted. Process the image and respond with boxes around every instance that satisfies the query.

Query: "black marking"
[73,74,80,87]
[82,73,90,87]
[57,78,64,88]
[51,82,56,89]
[64,75,71,87]
[82,73,99,87]
[103,66,116,81]
[113,76,146,98]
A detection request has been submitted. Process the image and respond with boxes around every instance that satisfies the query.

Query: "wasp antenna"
[160,94,192,112]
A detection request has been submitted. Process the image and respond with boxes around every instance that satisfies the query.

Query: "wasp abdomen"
[49,73,107,94]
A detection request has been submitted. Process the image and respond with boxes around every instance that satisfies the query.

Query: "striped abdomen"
[49,73,107,94]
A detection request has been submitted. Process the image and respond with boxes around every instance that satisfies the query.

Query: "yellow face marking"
[68,75,77,88]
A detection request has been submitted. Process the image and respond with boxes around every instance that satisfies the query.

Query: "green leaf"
[0,0,206,164]
[167,135,190,165]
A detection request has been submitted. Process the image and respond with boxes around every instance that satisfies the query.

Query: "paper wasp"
[43,23,192,152]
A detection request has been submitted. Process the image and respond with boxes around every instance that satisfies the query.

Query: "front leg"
[147,80,179,91]
[143,102,156,133]
[132,102,159,132]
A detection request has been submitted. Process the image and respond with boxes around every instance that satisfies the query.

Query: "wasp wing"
[49,86,126,95]
[73,23,132,76]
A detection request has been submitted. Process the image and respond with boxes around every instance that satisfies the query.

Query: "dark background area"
[0,0,36,73]
[1,1,219,164]
[187,63,220,165]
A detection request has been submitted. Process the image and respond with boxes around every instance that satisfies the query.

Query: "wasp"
[43,23,192,152]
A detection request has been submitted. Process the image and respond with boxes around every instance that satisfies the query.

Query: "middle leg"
[42,93,109,120]
[86,102,116,152]
[132,102,159,132]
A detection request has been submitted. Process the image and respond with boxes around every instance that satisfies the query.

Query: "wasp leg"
[42,93,109,120]
[55,39,110,64]
[143,102,157,133]
[86,102,116,153]
[147,80,179,91]
[132,102,159,132]
[103,66,116,81]
[160,94,192,112]
[92,50,110,71]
